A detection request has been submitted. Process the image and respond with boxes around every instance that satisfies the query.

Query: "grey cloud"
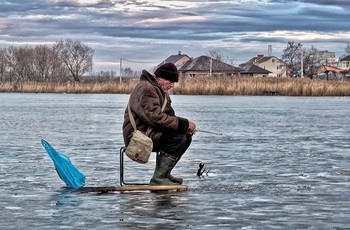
[1,0,350,71]
[3,0,350,39]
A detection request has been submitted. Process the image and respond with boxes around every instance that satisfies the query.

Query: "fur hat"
[154,63,179,82]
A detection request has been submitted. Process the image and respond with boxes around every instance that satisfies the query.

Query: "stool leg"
[120,147,125,186]
[119,147,148,186]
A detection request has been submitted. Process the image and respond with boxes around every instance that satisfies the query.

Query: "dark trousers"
[153,131,192,158]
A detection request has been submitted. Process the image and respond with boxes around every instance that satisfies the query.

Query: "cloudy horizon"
[1,0,350,73]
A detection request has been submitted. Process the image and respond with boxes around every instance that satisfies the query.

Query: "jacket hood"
[140,70,158,85]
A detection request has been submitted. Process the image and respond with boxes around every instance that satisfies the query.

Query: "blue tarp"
[41,139,85,189]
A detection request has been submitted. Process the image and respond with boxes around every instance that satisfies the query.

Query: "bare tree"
[0,49,7,82]
[33,45,54,82]
[86,70,117,82]
[345,42,350,55]
[207,49,223,61]
[123,67,138,79]
[282,41,303,76]
[53,39,94,82]
[225,57,236,66]
[33,45,67,83]
[303,46,319,76]
[206,49,236,66]
[6,46,36,83]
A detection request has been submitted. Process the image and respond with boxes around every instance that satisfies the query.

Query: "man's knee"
[155,132,192,157]
[174,133,188,145]
[169,133,191,157]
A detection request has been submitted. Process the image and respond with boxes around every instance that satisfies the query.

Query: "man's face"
[159,78,174,91]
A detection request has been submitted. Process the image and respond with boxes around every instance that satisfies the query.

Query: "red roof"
[323,65,344,73]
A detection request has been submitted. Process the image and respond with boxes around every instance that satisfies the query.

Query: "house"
[244,55,289,77]
[158,51,191,67]
[314,50,337,66]
[339,55,350,70]
[316,65,345,80]
[239,63,271,77]
[177,55,241,79]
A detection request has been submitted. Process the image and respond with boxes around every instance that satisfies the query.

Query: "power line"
[121,58,161,64]
[119,58,161,83]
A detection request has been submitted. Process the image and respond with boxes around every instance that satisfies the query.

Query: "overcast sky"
[1,0,350,72]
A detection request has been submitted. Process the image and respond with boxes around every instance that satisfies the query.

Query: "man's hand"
[187,121,196,136]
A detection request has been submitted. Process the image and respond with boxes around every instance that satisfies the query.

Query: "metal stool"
[119,147,149,186]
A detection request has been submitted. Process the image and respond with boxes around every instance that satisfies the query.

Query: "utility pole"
[209,57,212,77]
[300,50,304,78]
[119,58,122,83]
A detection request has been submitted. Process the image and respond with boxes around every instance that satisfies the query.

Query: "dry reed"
[175,77,350,96]
[1,77,350,96]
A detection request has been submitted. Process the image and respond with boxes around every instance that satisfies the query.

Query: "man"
[122,63,196,185]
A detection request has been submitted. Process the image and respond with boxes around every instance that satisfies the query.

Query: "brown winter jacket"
[122,70,189,147]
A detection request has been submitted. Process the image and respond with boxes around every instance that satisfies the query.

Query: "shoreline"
[1,77,350,96]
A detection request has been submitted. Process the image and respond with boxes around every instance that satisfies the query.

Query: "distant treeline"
[0,39,95,84]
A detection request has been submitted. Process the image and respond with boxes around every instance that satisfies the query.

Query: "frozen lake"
[1,93,350,229]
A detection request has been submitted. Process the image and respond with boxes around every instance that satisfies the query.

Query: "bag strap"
[128,96,168,136]
[127,102,138,131]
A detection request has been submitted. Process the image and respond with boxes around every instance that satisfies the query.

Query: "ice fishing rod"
[195,129,223,135]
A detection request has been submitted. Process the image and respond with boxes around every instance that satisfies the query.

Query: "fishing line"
[195,129,222,135]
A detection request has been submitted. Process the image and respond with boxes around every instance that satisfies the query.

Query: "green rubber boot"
[166,154,183,185]
[150,152,178,185]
